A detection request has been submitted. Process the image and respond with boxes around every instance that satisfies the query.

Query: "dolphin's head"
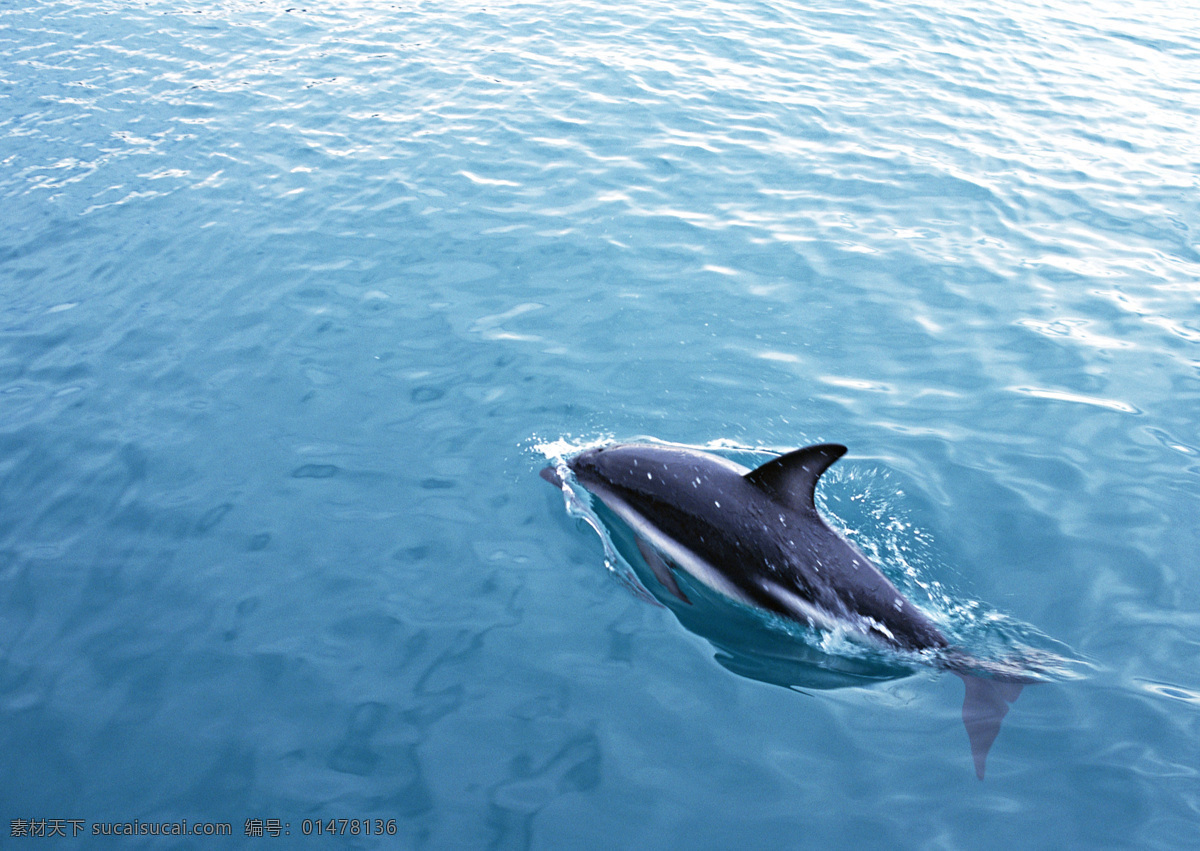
[566,443,754,508]
[539,444,626,490]
[565,444,627,491]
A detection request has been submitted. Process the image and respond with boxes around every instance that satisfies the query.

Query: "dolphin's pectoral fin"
[635,537,691,604]
[744,443,848,513]
[957,672,1024,780]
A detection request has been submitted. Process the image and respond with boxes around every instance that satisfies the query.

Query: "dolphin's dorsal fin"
[744,443,847,513]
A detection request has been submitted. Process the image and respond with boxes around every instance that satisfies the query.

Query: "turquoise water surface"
[2,0,1199,847]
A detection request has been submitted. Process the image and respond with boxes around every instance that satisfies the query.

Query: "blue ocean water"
[2,0,1199,846]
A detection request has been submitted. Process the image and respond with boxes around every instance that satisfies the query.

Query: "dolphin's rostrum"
[543,441,1026,778]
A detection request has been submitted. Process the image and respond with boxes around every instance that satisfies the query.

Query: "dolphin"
[542,441,1026,778]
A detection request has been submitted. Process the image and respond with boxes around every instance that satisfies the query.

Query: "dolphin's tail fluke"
[956,672,1023,779]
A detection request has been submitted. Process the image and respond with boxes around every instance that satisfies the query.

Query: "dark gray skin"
[565,442,947,652]
[545,441,1025,778]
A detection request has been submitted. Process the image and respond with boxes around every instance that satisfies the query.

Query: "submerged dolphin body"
[543,442,1025,778]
